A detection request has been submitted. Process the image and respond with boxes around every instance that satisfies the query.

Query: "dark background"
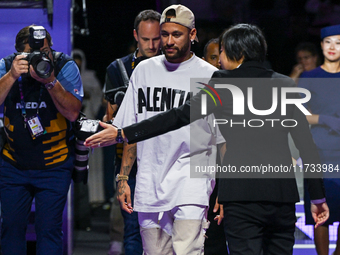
[73,0,158,86]
[73,0,340,87]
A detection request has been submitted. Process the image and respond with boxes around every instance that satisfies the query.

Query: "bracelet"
[116,174,129,182]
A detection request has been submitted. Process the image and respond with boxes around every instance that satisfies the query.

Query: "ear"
[202,56,206,61]
[133,29,138,42]
[189,28,197,41]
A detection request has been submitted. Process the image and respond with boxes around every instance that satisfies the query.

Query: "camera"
[104,87,127,106]
[19,26,54,78]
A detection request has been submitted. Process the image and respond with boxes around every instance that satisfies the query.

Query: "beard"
[162,39,190,62]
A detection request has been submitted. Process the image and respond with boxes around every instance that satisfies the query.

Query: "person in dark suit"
[85,23,329,255]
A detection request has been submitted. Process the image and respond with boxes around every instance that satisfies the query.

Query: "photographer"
[0,25,83,254]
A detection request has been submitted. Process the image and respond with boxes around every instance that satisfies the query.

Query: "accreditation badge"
[26,114,46,139]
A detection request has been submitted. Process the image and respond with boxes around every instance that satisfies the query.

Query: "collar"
[163,52,196,71]
[238,60,268,70]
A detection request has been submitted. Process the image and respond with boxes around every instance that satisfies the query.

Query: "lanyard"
[131,51,137,70]
[18,76,44,128]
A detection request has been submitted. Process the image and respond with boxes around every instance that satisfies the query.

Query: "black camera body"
[21,51,54,79]
[18,26,54,78]
[104,87,127,105]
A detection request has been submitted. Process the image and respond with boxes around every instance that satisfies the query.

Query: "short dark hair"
[134,10,161,34]
[165,9,176,18]
[295,42,318,56]
[203,38,219,59]
[295,41,321,63]
[72,53,82,61]
[15,25,53,52]
[220,24,267,63]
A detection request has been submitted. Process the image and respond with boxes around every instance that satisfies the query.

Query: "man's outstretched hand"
[84,121,118,148]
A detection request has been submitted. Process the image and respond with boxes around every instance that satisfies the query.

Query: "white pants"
[139,205,209,255]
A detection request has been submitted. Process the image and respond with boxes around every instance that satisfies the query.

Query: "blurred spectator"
[202,38,221,69]
[289,42,320,83]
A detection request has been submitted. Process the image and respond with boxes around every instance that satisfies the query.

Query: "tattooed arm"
[117,142,137,214]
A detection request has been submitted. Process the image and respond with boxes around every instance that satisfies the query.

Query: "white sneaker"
[107,241,123,255]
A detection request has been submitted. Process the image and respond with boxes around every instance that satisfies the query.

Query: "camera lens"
[30,52,54,78]
[74,138,89,172]
[36,59,51,75]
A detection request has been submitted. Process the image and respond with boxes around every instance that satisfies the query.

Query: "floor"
[73,205,111,255]
[22,200,337,255]
[70,201,337,255]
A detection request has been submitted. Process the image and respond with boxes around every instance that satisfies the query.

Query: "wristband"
[116,174,129,182]
[116,128,124,143]
[45,78,57,90]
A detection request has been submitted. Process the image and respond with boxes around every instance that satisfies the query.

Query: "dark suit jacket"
[124,61,325,203]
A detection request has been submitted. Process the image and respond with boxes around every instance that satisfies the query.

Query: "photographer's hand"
[0,54,29,105]
[10,54,29,79]
[30,66,82,122]
[29,66,56,84]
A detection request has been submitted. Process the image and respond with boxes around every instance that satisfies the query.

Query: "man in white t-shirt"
[112,5,225,254]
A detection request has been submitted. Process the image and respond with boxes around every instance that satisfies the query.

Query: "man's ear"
[133,29,138,42]
[189,28,197,41]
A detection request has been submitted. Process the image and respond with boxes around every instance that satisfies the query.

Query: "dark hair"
[295,42,318,56]
[295,42,321,65]
[73,53,82,61]
[165,9,176,18]
[134,10,161,34]
[220,24,267,63]
[203,38,219,59]
[15,25,53,52]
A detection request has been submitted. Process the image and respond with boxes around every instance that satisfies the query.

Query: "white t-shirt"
[113,54,225,212]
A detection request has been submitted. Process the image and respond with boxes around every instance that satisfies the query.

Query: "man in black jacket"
[85,24,329,255]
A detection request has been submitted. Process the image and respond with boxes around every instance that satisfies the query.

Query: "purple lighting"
[296,214,339,241]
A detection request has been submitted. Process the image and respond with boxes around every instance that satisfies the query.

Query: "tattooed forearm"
[117,143,134,210]
[128,144,137,161]
[117,181,126,197]
[121,143,137,176]
[122,166,130,176]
